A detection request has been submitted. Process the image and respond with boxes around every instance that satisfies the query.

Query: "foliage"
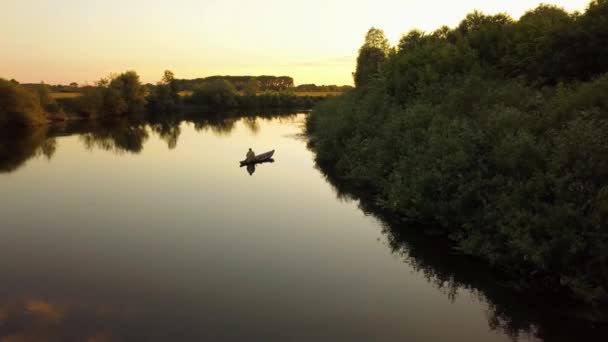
[307,1,608,303]
[354,27,390,87]
[244,78,260,96]
[295,84,353,92]
[187,82,322,110]
[0,78,47,126]
[146,70,181,115]
[188,79,239,109]
[73,71,146,118]
[175,75,294,92]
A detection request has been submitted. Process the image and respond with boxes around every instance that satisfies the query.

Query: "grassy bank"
[307,0,608,303]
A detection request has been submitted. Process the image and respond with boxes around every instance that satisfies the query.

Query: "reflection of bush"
[316,165,608,342]
[0,125,55,173]
[0,112,301,173]
[79,121,149,154]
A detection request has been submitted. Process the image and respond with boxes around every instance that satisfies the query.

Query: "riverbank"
[306,1,608,305]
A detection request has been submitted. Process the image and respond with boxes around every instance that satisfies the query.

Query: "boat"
[240,150,275,166]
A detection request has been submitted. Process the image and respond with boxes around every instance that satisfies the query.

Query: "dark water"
[0,113,605,341]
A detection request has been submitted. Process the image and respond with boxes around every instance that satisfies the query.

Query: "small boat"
[240,150,275,166]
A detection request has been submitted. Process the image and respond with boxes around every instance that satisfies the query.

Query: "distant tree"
[189,79,238,108]
[244,78,260,96]
[108,71,146,113]
[69,82,78,88]
[0,78,46,126]
[78,87,104,117]
[162,70,175,85]
[363,27,391,54]
[75,71,146,118]
[147,70,181,115]
[354,28,391,87]
[9,79,19,85]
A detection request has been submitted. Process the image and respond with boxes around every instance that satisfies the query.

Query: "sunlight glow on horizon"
[0,0,591,86]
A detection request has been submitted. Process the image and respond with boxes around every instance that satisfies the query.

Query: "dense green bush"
[0,79,47,126]
[188,79,238,109]
[146,70,181,115]
[75,71,146,118]
[307,1,608,303]
[187,82,322,110]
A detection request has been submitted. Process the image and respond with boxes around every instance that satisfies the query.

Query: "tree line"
[174,76,295,92]
[307,0,608,304]
[294,84,353,92]
[0,71,325,128]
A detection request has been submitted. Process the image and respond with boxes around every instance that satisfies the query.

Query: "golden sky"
[0,0,591,86]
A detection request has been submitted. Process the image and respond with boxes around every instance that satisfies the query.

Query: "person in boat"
[246,148,255,162]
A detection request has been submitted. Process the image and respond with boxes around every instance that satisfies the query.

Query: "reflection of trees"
[184,110,300,137]
[149,119,181,150]
[0,297,123,342]
[0,126,57,173]
[242,117,260,135]
[313,160,608,342]
[1,112,304,174]
[80,120,149,154]
[189,116,238,136]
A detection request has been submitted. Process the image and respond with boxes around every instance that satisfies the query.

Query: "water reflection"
[314,162,608,341]
[2,113,607,341]
[0,111,299,174]
[0,126,56,173]
[186,110,299,137]
[79,121,149,154]
[0,297,134,342]
[242,159,275,176]
[149,116,181,150]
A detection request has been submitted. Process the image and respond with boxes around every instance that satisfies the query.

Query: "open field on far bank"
[51,90,344,99]
[293,91,343,97]
[49,92,81,99]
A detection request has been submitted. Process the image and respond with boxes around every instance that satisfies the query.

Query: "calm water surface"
[0,113,602,341]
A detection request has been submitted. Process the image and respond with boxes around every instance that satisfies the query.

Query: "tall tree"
[354,28,390,88]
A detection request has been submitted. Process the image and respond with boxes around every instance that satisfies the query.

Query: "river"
[0,113,603,341]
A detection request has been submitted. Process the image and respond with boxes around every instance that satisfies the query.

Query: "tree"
[362,27,391,54]
[146,70,181,115]
[0,78,46,126]
[75,71,146,118]
[244,78,260,96]
[354,28,390,87]
[162,70,175,85]
[108,71,147,114]
[69,82,78,88]
[189,79,238,108]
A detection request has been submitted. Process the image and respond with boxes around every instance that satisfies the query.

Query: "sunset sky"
[0,0,591,86]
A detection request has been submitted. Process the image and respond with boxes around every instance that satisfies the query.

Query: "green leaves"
[308,55,608,303]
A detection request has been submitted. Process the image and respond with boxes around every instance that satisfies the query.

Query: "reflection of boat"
[240,150,275,166]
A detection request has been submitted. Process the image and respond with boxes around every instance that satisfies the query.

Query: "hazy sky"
[0,0,591,85]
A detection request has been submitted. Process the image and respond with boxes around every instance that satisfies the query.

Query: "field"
[294,91,343,97]
[51,90,344,99]
[50,92,81,99]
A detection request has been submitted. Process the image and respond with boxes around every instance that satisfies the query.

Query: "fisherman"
[246,148,255,162]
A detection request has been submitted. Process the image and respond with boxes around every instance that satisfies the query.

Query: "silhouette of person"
[246,148,255,162]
